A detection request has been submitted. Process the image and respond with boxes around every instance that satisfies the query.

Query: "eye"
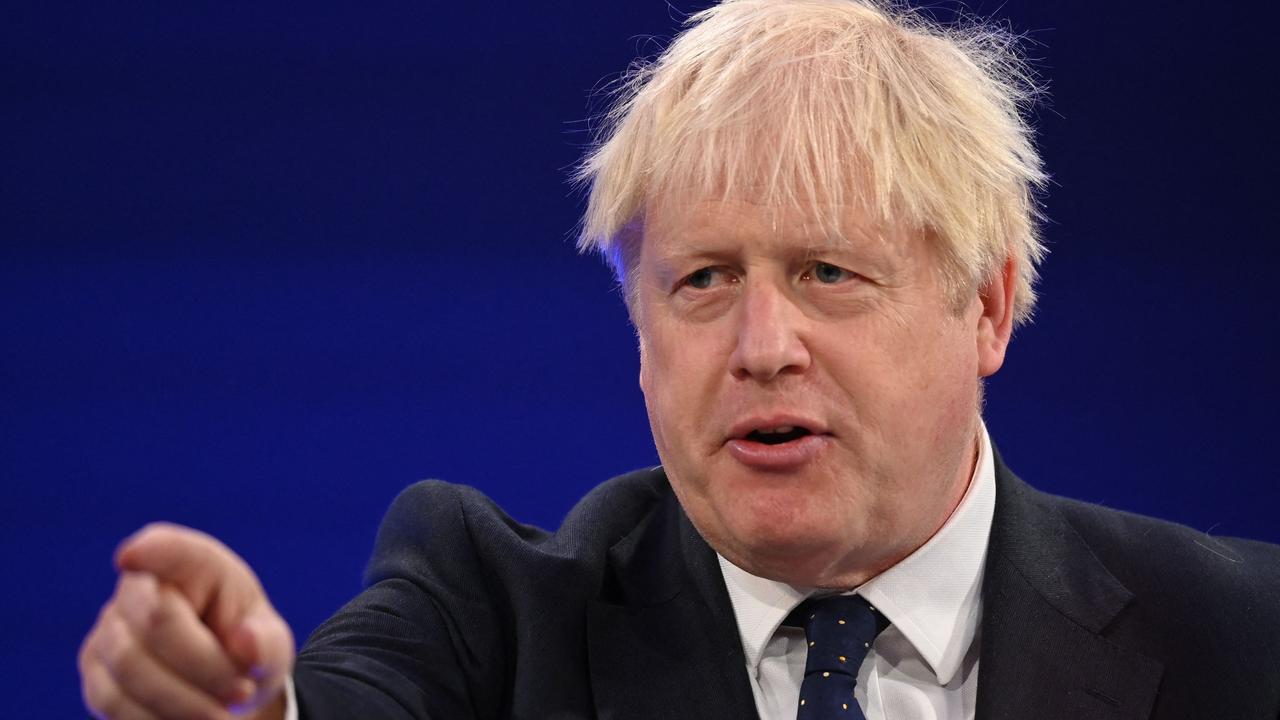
[802,262,854,284]
[680,266,734,291]
[687,268,716,289]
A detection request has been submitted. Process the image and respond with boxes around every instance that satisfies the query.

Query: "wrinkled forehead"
[639,186,915,259]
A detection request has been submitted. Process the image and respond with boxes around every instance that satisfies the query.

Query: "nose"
[729,282,811,382]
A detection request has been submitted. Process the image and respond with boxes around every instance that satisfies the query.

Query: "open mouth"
[745,426,813,445]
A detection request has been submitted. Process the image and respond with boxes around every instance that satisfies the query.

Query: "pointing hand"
[79,523,294,720]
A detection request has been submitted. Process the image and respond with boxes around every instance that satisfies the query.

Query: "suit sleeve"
[292,481,512,720]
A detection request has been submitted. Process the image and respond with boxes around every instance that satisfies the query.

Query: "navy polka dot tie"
[786,594,890,719]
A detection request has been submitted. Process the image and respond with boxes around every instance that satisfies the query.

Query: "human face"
[634,195,1012,588]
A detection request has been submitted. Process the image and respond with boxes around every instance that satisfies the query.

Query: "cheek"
[637,328,698,456]
[823,318,977,438]
[895,326,980,452]
[639,322,720,420]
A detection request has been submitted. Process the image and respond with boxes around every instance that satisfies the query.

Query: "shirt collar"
[716,423,996,686]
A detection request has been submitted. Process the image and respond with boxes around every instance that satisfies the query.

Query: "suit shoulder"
[1045,492,1280,621]
[366,468,673,585]
[300,470,677,718]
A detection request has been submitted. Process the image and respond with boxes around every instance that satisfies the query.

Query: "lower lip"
[726,434,829,470]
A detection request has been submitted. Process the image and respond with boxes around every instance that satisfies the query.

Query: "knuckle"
[79,601,118,672]
[108,652,143,693]
[117,577,159,629]
[78,634,95,672]
[139,592,176,635]
[83,677,119,717]
[96,596,117,622]
[80,667,103,706]
[96,615,137,675]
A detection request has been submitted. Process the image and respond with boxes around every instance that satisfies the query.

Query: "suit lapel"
[976,454,1163,720]
[586,485,759,720]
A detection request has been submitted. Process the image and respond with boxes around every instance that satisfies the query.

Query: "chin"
[672,462,863,581]
[718,515,853,584]
[727,541,846,586]
[717,492,889,586]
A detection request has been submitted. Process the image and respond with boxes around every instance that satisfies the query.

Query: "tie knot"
[786,594,888,675]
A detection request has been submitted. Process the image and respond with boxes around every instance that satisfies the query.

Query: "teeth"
[758,426,795,434]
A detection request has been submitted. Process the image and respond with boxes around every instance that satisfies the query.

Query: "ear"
[976,257,1017,378]
[637,332,652,395]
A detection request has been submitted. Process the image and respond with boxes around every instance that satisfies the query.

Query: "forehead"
[640,191,918,262]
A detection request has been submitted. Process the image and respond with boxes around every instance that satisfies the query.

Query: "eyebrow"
[652,241,892,282]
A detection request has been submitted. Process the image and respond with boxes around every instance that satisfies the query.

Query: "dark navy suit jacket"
[293,454,1280,719]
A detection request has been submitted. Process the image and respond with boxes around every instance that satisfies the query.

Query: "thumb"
[225,605,296,714]
[227,604,296,680]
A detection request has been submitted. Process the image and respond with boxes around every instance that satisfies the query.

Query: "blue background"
[2,1,1277,715]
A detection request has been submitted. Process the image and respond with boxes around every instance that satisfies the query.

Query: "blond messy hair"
[575,0,1048,325]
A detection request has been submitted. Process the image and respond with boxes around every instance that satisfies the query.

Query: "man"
[79,1,1280,719]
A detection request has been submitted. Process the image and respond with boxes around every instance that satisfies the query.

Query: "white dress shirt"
[717,425,996,720]
[283,427,995,720]
[282,675,298,720]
